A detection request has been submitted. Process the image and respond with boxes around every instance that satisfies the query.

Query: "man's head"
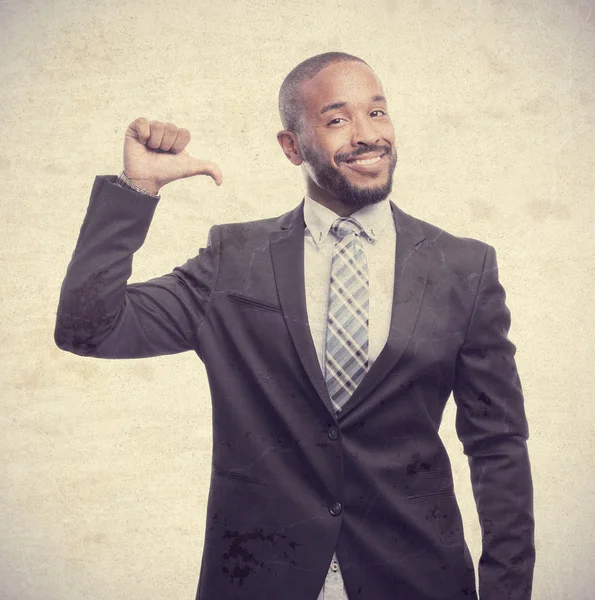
[277,52,398,216]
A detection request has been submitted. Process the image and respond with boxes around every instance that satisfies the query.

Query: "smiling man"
[55,52,535,600]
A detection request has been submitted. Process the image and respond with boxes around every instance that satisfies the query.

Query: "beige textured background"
[1,0,594,598]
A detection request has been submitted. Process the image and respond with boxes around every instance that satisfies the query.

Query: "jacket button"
[327,426,339,440]
[329,502,342,516]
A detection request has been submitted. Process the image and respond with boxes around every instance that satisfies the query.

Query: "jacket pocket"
[212,466,267,486]
[225,291,283,314]
[418,468,451,479]
[406,488,456,502]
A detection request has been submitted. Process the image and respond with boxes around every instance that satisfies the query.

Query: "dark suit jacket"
[55,175,535,600]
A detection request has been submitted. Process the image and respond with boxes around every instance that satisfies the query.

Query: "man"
[54,52,535,600]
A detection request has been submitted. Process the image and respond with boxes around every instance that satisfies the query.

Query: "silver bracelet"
[117,170,161,198]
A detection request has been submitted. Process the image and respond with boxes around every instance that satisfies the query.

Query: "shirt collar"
[303,193,394,249]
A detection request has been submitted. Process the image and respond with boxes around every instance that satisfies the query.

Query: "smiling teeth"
[351,156,382,165]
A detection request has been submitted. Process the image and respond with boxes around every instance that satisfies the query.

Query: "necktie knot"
[330,217,365,240]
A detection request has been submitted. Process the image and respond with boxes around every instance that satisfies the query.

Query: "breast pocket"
[214,290,293,379]
[225,291,283,314]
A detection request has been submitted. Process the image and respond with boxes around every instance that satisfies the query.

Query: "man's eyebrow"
[320,95,387,115]
[320,101,346,115]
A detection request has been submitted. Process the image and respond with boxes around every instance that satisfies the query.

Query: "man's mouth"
[345,154,384,166]
[341,151,388,172]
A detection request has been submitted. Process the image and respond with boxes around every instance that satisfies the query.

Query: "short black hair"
[278,52,369,133]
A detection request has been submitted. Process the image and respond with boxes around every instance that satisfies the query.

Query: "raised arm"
[452,245,535,600]
[54,118,223,359]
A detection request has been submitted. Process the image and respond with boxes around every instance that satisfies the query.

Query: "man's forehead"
[298,62,385,112]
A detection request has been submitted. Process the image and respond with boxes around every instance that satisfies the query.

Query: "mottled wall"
[1,0,594,598]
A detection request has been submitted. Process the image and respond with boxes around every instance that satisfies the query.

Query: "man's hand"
[122,117,223,195]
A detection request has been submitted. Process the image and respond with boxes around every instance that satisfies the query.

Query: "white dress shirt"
[303,193,397,600]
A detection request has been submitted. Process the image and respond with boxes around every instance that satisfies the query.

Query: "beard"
[300,142,398,208]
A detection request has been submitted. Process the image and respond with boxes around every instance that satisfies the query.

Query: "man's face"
[296,61,397,208]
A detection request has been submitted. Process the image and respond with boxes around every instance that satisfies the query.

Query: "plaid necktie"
[324,217,370,413]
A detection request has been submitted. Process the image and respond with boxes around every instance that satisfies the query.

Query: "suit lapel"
[269,201,336,416]
[337,201,430,418]
[269,199,431,421]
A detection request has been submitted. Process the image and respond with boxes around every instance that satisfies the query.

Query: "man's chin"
[339,165,396,202]
[338,182,393,207]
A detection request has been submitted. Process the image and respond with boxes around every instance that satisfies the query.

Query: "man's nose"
[350,116,380,146]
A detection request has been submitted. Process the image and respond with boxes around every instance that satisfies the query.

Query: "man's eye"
[370,110,386,117]
[328,118,345,126]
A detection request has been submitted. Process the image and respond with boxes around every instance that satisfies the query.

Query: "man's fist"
[122,117,223,195]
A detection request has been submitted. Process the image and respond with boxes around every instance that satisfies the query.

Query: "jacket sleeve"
[54,175,220,359]
[452,244,535,600]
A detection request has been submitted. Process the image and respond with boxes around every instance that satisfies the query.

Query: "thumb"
[185,155,223,186]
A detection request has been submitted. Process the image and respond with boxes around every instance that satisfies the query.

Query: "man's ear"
[277,130,303,166]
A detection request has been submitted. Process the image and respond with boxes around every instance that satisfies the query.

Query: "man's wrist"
[116,171,161,198]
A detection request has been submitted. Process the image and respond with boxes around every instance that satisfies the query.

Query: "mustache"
[335,144,392,163]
